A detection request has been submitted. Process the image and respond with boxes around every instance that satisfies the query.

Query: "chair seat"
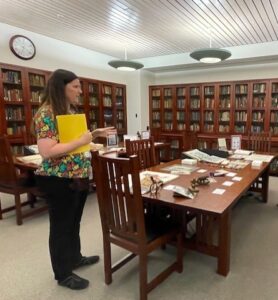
[0,173,36,190]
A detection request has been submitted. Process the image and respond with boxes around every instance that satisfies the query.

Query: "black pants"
[36,176,89,281]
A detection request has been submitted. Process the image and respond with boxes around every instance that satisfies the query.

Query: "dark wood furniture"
[93,152,183,300]
[149,80,278,171]
[0,135,47,225]
[0,62,127,154]
[125,137,157,168]
[142,158,272,276]
[248,131,272,153]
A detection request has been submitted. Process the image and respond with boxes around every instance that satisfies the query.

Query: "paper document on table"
[184,149,225,164]
[162,164,198,175]
[234,149,254,156]
[244,154,274,162]
[128,171,178,194]
[17,154,42,165]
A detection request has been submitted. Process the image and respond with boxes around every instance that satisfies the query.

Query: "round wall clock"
[9,35,36,60]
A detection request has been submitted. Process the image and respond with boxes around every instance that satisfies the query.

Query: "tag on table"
[226,172,237,177]
[232,176,242,181]
[212,188,226,195]
[222,181,234,186]
[197,169,207,173]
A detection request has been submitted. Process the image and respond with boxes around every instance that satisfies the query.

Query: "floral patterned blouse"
[34,105,91,178]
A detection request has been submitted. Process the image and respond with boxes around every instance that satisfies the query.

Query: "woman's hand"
[92,127,116,140]
[79,131,93,145]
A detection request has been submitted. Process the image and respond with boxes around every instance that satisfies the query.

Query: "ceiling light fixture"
[108,48,144,71]
[190,32,231,64]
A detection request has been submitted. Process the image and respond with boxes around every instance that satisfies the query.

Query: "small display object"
[141,131,150,140]
[218,138,227,150]
[231,135,242,150]
[107,134,118,148]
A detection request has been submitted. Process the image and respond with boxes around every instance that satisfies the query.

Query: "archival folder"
[56,114,90,154]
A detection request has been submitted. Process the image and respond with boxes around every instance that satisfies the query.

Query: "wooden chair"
[247,131,271,199]
[93,152,183,300]
[125,137,157,169]
[247,131,271,153]
[0,135,47,225]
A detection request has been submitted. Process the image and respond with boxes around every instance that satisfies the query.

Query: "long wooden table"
[142,159,271,276]
[15,153,272,276]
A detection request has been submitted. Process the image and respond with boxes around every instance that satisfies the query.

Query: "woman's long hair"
[31,69,79,138]
[40,69,79,117]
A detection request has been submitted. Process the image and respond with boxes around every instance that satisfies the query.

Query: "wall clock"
[9,35,36,60]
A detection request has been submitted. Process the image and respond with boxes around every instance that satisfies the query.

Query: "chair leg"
[0,197,2,220]
[14,194,23,226]
[176,233,184,273]
[27,193,36,208]
[103,236,112,285]
[139,254,148,300]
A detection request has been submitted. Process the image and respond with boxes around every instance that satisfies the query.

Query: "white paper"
[226,172,237,177]
[245,154,274,163]
[163,185,175,190]
[232,176,242,181]
[222,181,234,186]
[16,154,42,165]
[212,188,226,195]
[197,169,207,173]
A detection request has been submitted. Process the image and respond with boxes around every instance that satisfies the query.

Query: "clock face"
[9,35,36,60]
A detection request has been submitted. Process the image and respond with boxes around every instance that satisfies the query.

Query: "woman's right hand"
[79,131,92,146]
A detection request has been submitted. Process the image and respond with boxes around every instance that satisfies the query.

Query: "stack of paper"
[17,154,42,165]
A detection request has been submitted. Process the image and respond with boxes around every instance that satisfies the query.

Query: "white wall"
[153,62,278,85]
[0,22,146,134]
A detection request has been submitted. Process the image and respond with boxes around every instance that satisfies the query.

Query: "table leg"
[217,209,231,276]
[261,166,269,203]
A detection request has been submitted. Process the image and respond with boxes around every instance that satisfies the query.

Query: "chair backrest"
[0,135,18,186]
[93,152,147,244]
[247,131,271,153]
[125,137,156,169]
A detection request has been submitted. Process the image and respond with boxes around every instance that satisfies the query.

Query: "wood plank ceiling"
[0,0,277,59]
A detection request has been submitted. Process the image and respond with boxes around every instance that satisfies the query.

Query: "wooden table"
[142,159,271,276]
[14,153,272,276]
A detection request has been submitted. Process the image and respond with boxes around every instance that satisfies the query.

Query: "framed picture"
[218,138,227,150]
[107,134,118,148]
[231,135,242,150]
[141,131,150,139]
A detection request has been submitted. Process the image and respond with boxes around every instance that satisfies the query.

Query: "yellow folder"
[56,114,90,154]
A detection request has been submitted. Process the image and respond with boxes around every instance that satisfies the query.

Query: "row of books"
[29,74,45,87]
[4,88,23,102]
[5,107,25,120]
[2,71,21,83]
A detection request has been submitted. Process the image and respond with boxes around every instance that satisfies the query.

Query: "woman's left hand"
[92,127,116,139]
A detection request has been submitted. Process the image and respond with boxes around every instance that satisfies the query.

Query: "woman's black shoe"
[58,273,89,290]
[73,255,100,270]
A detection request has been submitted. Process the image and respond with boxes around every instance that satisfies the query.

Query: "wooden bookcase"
[149,79,278,175]
[0,63,127,154]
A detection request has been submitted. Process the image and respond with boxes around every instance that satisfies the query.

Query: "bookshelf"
[218,84,231,133]
[149,79,278,175]
[0,63,127,153]
[189,85,201,132]
[0,64,50,154]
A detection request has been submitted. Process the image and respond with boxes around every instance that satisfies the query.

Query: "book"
[56,114,90,154]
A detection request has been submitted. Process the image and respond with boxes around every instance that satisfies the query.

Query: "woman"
[34,69,115,290]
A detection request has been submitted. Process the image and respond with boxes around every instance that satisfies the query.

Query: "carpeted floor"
[1,177,278,300]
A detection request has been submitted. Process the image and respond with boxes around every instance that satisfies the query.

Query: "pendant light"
[190,32,231,63]
[108,48,144,71]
